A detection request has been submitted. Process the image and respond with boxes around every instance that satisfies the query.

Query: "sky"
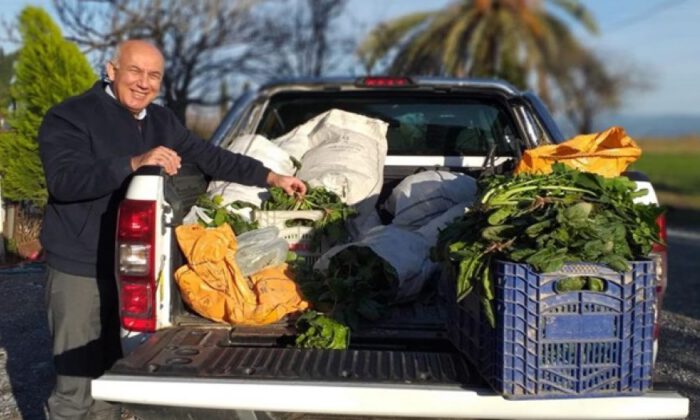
[1,0,699,118]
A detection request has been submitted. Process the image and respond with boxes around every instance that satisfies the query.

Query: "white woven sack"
[315,225,437,302]
[296,109,388,205]
[416,202,470,246]
[201,134,295,208]
[272,112,329,161]
[386,171,477,229]
[227,134,296,176]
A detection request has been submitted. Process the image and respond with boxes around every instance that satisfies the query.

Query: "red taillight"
[118,200,155,241]
[356,76,414,87]
[652,212,667,252]
[651,213,667,342]
[117,199,157,332]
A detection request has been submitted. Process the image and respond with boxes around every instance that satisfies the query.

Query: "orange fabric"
[515,126,642,177]
[174,224,308,325]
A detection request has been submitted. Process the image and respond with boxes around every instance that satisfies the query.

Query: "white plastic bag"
[235,226,289,277]
[183,205,213,225]
[315,225,437,302]
[385,171,477,229]
[206,181,268,208]
[237,226,280,248]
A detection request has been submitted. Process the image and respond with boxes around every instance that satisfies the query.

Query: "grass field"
[633,136,700,228]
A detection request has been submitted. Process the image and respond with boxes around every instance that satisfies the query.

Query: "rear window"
[255,92,519,156]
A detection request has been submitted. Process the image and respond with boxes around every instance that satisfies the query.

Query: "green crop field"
[632,137,700,228]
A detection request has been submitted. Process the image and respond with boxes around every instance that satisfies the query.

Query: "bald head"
[106,40,164,118]
[112,40,164,66]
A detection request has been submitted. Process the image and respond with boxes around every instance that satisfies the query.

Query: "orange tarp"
[174,224,308,325]
[515,126,641,177]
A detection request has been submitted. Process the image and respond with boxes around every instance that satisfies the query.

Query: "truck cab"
[93,77,687,419]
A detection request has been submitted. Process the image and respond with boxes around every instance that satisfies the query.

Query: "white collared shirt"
[105,84,147,120]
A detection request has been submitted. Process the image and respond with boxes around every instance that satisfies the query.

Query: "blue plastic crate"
[443,260,656,399]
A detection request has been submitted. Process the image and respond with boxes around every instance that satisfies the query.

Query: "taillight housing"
[117,199,157,332]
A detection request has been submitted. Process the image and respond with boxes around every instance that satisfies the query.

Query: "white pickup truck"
[92,77,688,419]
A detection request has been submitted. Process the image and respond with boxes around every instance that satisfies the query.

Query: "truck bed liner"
[110,327,474,386]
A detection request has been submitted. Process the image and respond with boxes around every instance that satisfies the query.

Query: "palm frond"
[547,0,598,34]
[464,15,489,75]
[391,10,460,75]
[442,9,479,75]
[357,11,434,71]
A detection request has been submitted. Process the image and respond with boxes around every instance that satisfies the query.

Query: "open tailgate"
[92,327,688,419]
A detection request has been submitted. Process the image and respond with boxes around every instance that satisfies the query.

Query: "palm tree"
[357,0,598,107]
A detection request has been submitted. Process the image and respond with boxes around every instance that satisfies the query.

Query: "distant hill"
[557,114,700,139]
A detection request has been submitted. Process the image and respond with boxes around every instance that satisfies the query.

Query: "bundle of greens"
[262,185,357,244]
[294,246,397,329]
[194,194,259,234]
[295,310,350,350]
[435,163,663,327]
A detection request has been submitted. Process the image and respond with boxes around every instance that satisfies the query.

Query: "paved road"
[655,228,700,419]
[0,229,698,419]
[664,228,700,319]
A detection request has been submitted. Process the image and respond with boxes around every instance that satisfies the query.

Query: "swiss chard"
[194,194,259,234]
[262,185,357,244]
[436,163,663,327]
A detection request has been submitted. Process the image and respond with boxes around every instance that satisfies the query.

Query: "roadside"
[656,311,700,420]
[667,206,700,233]
[0,266,52,420]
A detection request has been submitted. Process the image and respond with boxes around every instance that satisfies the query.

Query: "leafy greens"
[435,163,663,327]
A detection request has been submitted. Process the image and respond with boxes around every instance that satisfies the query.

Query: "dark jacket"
[38,81,270,277]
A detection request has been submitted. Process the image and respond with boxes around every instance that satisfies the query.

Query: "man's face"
[106,42,164,117]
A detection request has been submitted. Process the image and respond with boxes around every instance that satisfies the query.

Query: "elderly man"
[38,39,305,419]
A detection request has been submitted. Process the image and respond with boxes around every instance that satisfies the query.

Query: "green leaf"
[508,247,536,261]
[602,255,630,272]
[555,277,586,292]
[487,206,513,226]
[564,202,593,223]
[482,225,515,241]
[295,311,350,350]
[481,294,496,328]
[574,172,604,193]
[213,209,226,226]
[587,277,605,292]
[525,219,552,237]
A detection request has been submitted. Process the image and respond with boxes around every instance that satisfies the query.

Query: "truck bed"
[100,294,689,419]
[95,328,688,419]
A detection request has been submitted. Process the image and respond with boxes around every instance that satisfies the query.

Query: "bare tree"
[255,0,352,78]
[53,0,273,123]
[556,50,650,134]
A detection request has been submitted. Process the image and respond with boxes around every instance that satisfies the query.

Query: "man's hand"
[131,146,182,176]
[266,171,307,197]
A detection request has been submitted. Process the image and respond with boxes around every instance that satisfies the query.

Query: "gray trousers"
[45,267,122,420]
